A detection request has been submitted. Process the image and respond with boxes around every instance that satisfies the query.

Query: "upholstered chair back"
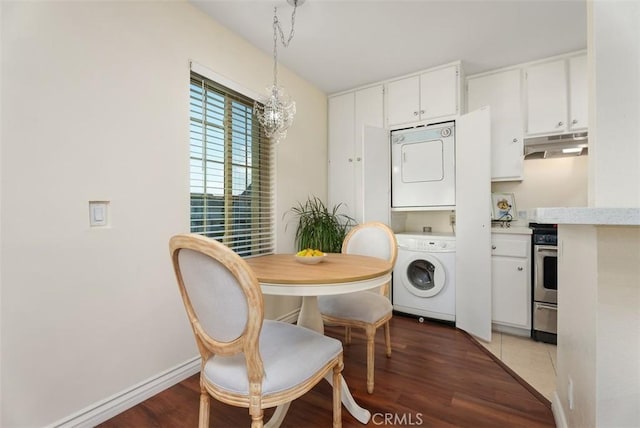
[178,249,250,343]
[341,222,398,295]
[170,234,264,366]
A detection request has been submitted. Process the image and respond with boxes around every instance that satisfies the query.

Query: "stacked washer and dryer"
[390,122,457,324]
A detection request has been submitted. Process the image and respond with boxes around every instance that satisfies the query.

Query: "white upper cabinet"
[328,85,387,224]
[524,53,587,136]
[467,68,524,182]
[525,59,568,135]
[568,54,588,131]
[386,63,461,127]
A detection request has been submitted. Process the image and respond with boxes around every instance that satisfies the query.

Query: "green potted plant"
[286,196,356,253]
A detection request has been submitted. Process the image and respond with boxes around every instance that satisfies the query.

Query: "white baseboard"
[276,308,300,324]
[48,309,300,427]
[49,356,201,428]
[552,391,568,428]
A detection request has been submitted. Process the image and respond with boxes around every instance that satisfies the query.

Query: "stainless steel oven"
[530,223,558,344]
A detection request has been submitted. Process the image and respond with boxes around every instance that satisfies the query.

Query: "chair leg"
[250,412,264,428]
[384,321,392,358]
[249,383,264,428]
[333,358,343,428]
[366,325,376,394]
[198,389,210,428]
[344,326,351,344]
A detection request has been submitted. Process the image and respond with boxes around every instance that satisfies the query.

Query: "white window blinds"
[189,72,275,257]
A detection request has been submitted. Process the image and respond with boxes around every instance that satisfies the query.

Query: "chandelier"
[254,0,304,144]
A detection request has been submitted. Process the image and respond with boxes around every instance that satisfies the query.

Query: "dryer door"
[400,254,446,298]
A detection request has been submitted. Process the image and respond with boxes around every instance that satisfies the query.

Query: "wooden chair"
[318,222,398,394]
[169,234,344,428]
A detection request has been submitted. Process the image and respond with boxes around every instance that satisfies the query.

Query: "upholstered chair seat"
[319,291,393,325]
[204,320,342,395]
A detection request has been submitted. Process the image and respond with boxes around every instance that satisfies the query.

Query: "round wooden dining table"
[245,252,393,427]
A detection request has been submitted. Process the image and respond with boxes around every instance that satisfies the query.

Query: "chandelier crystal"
[255,1,303,144]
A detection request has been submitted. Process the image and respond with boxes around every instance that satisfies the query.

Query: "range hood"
[524,132,588,159]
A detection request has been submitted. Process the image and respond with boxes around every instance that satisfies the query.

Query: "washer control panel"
[396,233,456,252]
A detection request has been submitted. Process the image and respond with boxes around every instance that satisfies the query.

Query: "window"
[189,72,274,257]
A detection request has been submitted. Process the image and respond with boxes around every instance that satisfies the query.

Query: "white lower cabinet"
[491,233,531,333]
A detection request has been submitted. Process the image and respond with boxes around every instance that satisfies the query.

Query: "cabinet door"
[361,126,389,224]
[328,93,355,219]
[569,55,588,131]
[354,86,384,222]
[467,69,524,181]
[420,65,459,120]
[386,75,420,126]
[455,106,492,342]
[492,257,530,328]
[525,59,568,135]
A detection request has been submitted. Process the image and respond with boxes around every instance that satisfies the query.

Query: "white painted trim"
[48,356,201,428]
[276,308,300,324]
[552,391,568,428]
[189,60,261,101]
[48,310,299,427]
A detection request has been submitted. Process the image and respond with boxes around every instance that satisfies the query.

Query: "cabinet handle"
[492,245,497,250]
[557,121,564,127]
[413,111,419,116]
[572,119,578,125]
[517,266,523,271]
[512,138,518,143]
[348,158,353,162]
[356,157,361,162]
[420,110,425,114]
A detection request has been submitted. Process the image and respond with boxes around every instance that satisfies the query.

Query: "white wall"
[596,227,640,426]
[554,2,640,427]
[556,225,597,428]
[492,156,589,214]
[589,0,640,207]
[0,2,327,426]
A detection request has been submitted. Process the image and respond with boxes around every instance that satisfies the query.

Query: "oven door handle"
[535,303,558,311]
[535,245,557,257]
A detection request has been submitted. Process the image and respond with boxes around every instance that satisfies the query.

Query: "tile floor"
[479,332,557,401]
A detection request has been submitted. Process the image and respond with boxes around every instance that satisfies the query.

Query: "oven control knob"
[441,127,452,137]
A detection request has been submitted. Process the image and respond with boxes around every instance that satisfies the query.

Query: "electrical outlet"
[449,213,456,226]
[568,377,574,410]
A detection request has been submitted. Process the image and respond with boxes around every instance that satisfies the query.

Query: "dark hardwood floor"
[99,315,555,427]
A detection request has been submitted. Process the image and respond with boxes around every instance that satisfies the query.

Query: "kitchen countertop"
[535,207,640,226]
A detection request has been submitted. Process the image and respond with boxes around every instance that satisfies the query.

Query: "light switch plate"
[89,201,109,227]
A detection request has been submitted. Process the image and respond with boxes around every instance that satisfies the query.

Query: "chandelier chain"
[255,1,301,143]
[271,3,298,87]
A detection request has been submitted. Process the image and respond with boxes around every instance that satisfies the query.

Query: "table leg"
[297,296,325,333]
[264,402,290,428]
[296,296,371,425]
[324,373,371,424]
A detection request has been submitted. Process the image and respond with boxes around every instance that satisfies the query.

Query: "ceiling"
[191,0,587,94]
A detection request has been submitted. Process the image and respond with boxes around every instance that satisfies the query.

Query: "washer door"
[400,254,446,298]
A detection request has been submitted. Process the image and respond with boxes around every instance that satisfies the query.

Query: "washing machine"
[392,232,456,322]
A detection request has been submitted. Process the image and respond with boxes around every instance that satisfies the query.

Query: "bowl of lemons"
[294,248,327,264]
